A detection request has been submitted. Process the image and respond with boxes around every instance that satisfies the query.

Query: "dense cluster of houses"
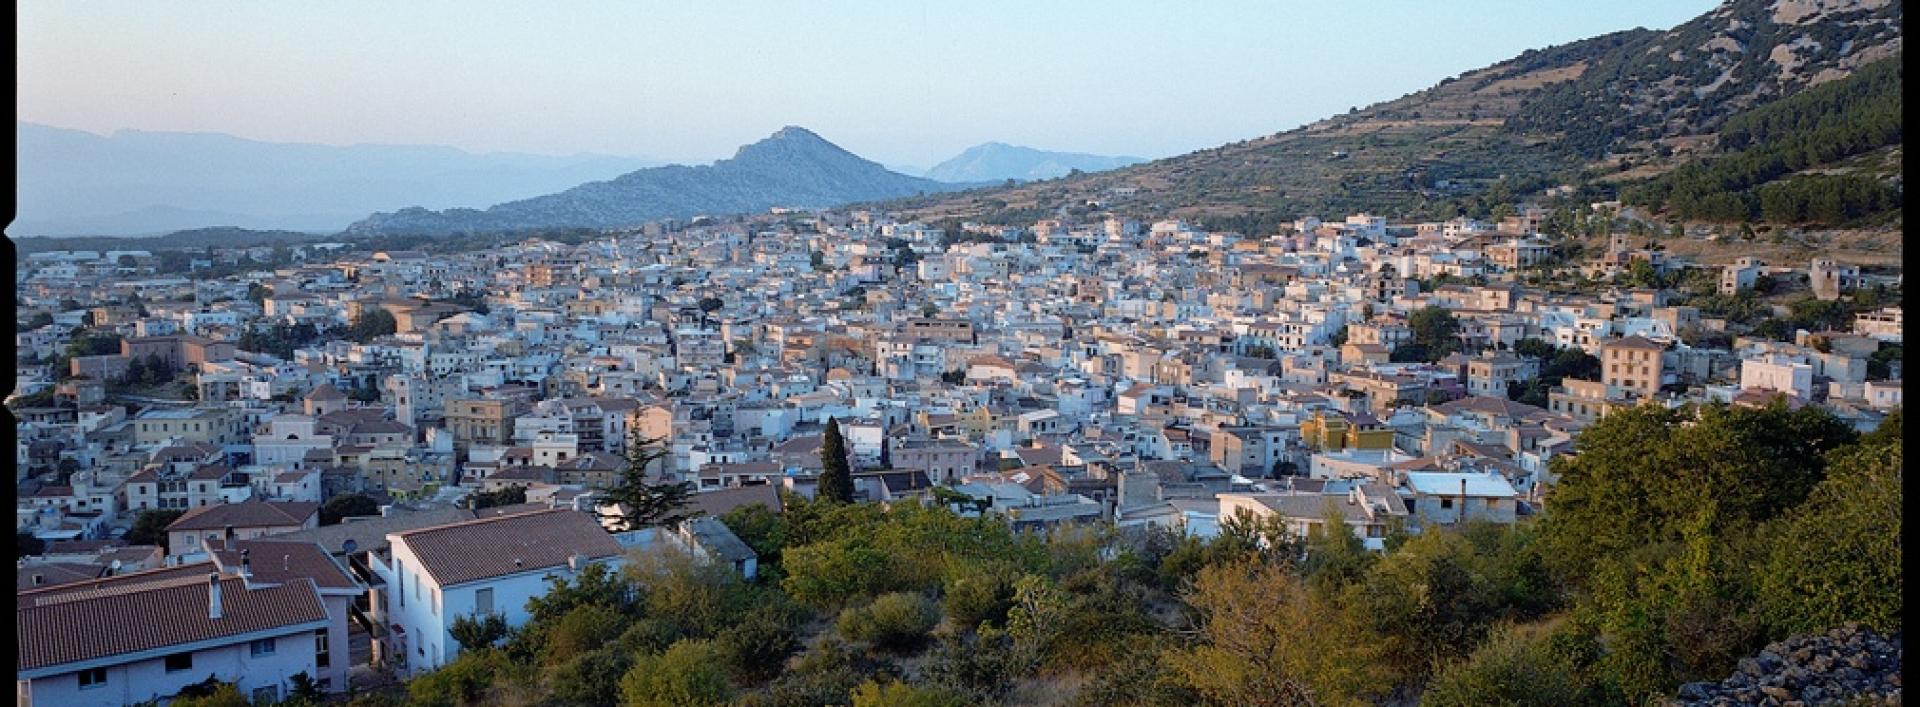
[12,205,1901,704]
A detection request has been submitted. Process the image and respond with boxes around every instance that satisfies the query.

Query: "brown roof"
[306,383,346,400]
[167,501,320,532]
[391,509,623,587]
[17,570,329,674]
[209,539,358,591]
[17,563,106,591]
[685,485,783,518]
[1606,335,1665,351]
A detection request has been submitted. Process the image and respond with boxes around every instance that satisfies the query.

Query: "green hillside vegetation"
[1621,55,1903,225]
[338,404,1900,707]
[874,0,1901,230]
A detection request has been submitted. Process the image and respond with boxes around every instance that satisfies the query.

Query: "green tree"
[595,432,697,530]
[449,613,509,651]
[319,493,380,525]
[1756,433,1902,634]
[818,417,856,504]
[126,509,185,550]
[1166,559,1391,706]
[618,639,734,707]
[1539,401,1856,583]
[346,308,398,342]
[463,485,527,510]
[17,531,46,559]
[1407,306,1461,362]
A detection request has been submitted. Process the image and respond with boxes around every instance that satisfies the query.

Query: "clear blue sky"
[18,1,1718,168]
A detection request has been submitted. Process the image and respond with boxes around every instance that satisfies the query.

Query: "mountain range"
[921,143,1145,182]
[878,0,1903,232]
[344,127,966,235]
[11,122,662,236]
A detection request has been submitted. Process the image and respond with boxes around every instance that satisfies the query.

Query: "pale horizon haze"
[20,1,1719,169]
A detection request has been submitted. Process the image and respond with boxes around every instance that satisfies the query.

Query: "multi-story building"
[1600,336,1666,399]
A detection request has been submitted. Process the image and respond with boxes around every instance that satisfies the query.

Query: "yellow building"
[1300,411,1394,451]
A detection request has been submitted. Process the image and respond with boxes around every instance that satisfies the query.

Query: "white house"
[17,567,332,706]
[1402,471,1518,527]
[369,509,625,677]
[1740,353,1816,401]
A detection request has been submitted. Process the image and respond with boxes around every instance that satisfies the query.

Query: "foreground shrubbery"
[358,402,1898,706]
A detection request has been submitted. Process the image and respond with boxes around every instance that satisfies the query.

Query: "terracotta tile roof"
[392,509,623,587]
[17,571,329,674]
[167,501,320,532]
[209,539,359,591]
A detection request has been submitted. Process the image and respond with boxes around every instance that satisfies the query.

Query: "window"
[250,638,276,656]
[475,588,494,614]
[1439,498,1454,510]
[165,652,194,673]
[316,629,331,669]
[78,667,107,689]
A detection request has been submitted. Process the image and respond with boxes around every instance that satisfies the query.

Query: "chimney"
[568,553,584,572]
[1459,477,1469,525]
[224,524,235,541]
[207,573,223,619]
[31,573,44,586]
[379,505,393,517]
[239,549,252,578]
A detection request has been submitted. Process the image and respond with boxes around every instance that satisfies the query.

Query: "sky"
[18,1,1719,169]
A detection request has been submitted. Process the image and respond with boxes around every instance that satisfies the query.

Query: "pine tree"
[818,417,856,503]
[595,431,698,530]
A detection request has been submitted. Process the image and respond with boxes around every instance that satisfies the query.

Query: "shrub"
[838,592,940,652]
[849,680,971,707]
[618,639,734,707]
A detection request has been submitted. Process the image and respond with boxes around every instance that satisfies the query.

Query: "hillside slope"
[346,127,961,235]
[878,0,1901,231]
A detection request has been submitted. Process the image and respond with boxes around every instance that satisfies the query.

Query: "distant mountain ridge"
[923,142,1145,182]
[345,127,966,235]
[12,122,661,236]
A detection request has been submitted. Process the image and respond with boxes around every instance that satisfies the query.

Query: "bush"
[619,639,734,707]
[941,564,1017,631]
[849,680,971,707]
[541,647,632,707]
[719,603,803,683]
[541,604,628,665]
[838,592,940,652]
[1423,623,1611,707]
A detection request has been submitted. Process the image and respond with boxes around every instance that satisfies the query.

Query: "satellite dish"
[342,539,359,554]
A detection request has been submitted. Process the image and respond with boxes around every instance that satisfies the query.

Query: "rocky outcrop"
[1673,623,1901,706]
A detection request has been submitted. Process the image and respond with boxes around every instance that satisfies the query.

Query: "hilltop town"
[11,197,1903,704]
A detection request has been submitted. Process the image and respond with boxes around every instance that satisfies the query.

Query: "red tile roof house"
[165,501,321,563]
[366,508,624,676]
[15,538,359,705]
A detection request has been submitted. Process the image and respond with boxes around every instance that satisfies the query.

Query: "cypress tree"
[819,417,856,503]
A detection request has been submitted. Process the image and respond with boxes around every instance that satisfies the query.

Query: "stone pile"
[1674,623,1901,706]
